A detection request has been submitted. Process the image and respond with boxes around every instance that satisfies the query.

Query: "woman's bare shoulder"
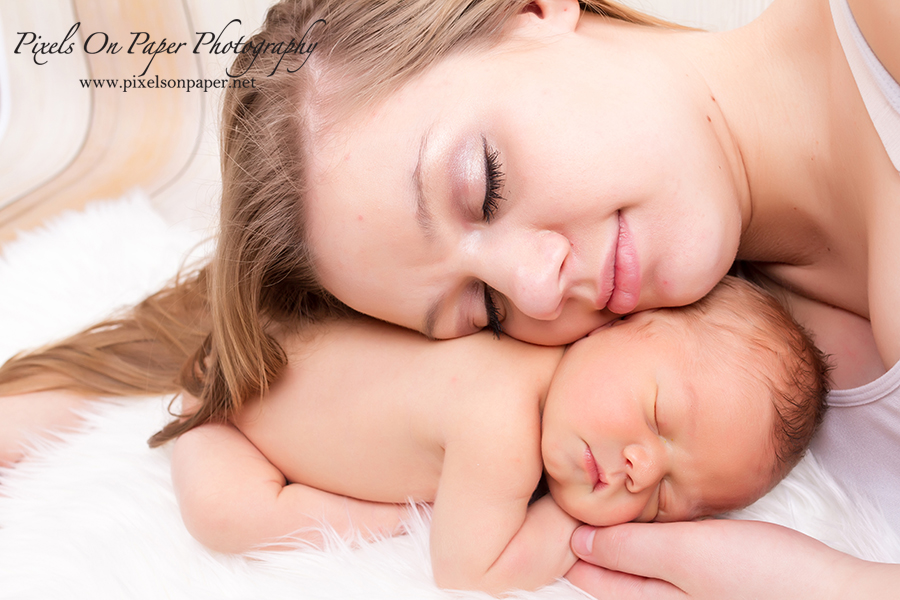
[847,0,900,85]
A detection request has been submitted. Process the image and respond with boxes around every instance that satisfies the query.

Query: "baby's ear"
[510,0,580,40]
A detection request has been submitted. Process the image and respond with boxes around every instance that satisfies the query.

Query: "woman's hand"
[565,519,898,600]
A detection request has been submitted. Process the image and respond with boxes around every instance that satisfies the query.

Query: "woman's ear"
[513,0,580,39]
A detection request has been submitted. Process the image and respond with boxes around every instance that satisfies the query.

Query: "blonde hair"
[0,1,673,446]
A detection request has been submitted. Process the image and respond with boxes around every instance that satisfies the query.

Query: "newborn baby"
[171,276,828,594]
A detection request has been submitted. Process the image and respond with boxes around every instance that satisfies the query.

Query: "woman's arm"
[566,520,900,599]
[171,421,412,553]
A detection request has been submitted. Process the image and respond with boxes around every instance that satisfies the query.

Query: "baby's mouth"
[584,446,607,491]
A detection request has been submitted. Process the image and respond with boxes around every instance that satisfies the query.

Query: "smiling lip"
[607,213,641,315]
[584,446,607,491]
[596,220,619,310]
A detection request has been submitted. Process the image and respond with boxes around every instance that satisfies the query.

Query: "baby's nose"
[623,442,664,493]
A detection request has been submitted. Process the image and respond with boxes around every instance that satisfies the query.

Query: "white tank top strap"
[830,0,900,171]
[826,355,900,407]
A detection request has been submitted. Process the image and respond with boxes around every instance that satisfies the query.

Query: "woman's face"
[305,4,745,344]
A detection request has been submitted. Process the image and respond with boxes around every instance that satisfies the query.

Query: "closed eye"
[483,284,504,337]
[652,388,660,434]
[482,137,504,223]
[656,480,666,521]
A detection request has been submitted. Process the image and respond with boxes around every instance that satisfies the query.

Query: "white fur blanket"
[1,195,898,599]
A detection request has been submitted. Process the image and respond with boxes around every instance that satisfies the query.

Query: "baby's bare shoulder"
[437,331,563,382]
[275,317,563,396]
[437,333,556,450]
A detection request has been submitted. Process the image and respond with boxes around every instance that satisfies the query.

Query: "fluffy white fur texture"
[1,194,898,599]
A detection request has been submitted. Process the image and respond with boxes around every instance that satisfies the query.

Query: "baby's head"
[541,276,829,526]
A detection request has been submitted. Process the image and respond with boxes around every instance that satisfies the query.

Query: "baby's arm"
[0,390,88,467]
[427,338,580,593]
[171,420,412,553]
[432,442,580,594]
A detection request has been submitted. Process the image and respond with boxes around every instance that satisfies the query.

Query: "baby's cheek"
[589,497,647,527]
[546,478,584,519]
[543,476,566,505]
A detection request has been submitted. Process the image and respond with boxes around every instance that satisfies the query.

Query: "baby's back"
[233,317,561,504]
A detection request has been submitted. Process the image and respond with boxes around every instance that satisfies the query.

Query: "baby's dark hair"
[659,276,830,485]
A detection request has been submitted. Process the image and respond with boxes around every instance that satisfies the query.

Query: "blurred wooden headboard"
[0,0,773,244]
[0,0,272,243]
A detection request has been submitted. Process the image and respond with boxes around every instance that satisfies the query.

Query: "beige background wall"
[621,0,774,31]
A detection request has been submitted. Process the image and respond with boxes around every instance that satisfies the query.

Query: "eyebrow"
[422,294,443,340]
[679,381,704,520]
[415,128,442,339]
[413,129,435,237]
[683,379,699,439]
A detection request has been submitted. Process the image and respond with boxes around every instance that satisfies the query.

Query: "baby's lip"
[584,446,607,491]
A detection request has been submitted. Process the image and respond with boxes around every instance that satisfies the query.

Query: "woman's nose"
[479,229,570,320]
[623,442,665,494]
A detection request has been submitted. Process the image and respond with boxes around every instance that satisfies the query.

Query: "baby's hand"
[0,390,88,467]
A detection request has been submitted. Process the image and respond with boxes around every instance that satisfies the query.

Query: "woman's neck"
[694,0,854,261]
[678,0,900,316]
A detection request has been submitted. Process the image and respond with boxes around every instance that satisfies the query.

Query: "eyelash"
[653,396,666,520]
[477,139,505,337]
[484,284,503,338]
[656,482,665,521]
[482,141,505,223]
